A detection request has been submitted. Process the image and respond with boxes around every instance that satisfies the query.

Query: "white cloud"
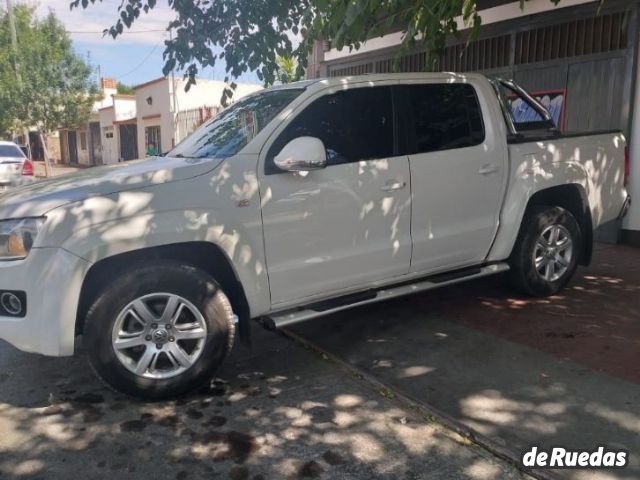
[32,0,175,45]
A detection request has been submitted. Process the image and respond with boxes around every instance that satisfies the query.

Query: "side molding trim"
[262,262,510,329]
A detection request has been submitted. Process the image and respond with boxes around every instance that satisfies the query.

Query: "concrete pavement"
[0,328,527,479]
[292,244,640,480]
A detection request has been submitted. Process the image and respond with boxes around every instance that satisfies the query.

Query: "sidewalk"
[33,161,83,178]
[292,244,640,479]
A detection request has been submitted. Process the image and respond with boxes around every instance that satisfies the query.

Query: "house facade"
[59,77,117,166]
[61,77,262,166]
[133,77,262,158]
[307,0,640,244]
[98,94,137,164]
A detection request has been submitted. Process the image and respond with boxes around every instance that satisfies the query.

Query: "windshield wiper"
[171,153,209,159]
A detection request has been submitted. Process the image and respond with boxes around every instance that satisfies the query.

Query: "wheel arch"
[76,242,252,342]
[521,183,593,265]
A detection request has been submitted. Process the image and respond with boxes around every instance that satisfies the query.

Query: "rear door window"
[399,84,485,154]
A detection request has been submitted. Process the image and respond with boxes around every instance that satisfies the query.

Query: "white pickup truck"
[0,73,630,398]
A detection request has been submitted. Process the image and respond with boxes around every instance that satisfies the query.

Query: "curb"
[280,328,561,480]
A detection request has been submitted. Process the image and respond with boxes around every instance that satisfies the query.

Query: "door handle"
[381,180,406,192]
[478,163,499,175]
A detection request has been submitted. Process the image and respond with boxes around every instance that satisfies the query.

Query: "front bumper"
[0,247,91,356]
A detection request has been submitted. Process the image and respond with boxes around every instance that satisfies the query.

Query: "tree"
[117,82,135,95]
[73,0,565,90]
[0,57,15,136]
[0,5,98,138]
[0,4,24,137]
[276,55,299,84]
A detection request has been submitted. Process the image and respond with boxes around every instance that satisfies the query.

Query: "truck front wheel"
[509,205,581,296]
[83,261,235,399]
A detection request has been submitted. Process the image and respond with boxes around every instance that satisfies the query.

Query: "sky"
[33,0,261,87]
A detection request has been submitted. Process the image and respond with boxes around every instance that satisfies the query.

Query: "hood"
[0,156,221,219]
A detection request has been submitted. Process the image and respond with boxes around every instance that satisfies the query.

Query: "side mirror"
[274,136,327,172]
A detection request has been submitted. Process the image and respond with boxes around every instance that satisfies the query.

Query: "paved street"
[0,329,526,479]
[293,244,640,480]
[2,0,639,478]
[0,242,637,480]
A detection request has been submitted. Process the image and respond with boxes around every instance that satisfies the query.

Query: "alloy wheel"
[533,224,573,282]
[111,293,208,379]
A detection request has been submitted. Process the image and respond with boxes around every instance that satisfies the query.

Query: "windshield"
[168,88,304,159]
[0,144,25,158]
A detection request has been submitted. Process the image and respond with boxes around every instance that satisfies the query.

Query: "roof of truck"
[235,72,491,107]
[290,72,487,93]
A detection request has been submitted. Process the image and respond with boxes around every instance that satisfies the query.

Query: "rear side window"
[402,84,485,154]
[269,86,394,169]
[493,81,556,133]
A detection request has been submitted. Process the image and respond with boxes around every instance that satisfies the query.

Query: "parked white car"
[0,74,630,398]
[0,140,35,189]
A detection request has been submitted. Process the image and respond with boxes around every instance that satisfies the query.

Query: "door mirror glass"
[274,136,327,172]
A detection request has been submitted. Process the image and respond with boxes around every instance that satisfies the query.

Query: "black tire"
[83,261,235,400]
[509,205,582,296]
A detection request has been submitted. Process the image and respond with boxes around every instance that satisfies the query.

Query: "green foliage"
[276,55,299,84]
[72,0,565,90]
[117,82,135,95]
[0,5,98,136]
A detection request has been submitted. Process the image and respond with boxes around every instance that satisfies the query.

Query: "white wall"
[170,78,262,146]
[171,78,262,112]
[135,79,173,158]
[93,87,117,112]
[134,77,262,157]
[113,97,136,121]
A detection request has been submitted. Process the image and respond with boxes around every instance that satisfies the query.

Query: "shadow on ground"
[0,328,524,480]
[292,244,640,480]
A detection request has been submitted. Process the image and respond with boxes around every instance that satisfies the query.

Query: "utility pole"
[170,28,178,149]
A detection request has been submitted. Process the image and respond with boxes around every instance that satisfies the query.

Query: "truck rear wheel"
[83,261,235,399]
[509,205,581,296]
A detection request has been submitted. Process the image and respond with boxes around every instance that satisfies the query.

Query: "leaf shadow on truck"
[0,73,628,399]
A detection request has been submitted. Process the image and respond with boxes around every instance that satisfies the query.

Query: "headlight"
[0,217,45,260]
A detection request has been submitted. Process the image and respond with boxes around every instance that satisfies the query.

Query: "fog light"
[1,292,22,315]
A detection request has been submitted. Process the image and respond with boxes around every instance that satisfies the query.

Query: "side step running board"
[263,263,510,329]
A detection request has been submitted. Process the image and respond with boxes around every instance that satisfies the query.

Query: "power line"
[115,42,161,80]
[67,29,167,34]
